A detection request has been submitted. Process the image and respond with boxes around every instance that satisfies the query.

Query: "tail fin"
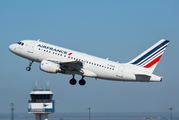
[128,39,170,73]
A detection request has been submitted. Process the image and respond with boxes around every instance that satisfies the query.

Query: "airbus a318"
[9,39,169,85]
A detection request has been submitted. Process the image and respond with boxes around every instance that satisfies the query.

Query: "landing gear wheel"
[26,67,31,71]
[79,79,86,86]
[26,60,33,71]
[70,78,77,85]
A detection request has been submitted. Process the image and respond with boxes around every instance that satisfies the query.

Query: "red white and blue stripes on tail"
[128,39,170,73]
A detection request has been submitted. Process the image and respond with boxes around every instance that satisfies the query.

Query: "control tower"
[28,86,55,120]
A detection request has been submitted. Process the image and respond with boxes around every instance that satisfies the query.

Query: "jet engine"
[40,60,65,73]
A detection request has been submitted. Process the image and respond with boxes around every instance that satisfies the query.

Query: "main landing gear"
[69,75,86,86]
[26,60,33,71]
[79,76,86,85]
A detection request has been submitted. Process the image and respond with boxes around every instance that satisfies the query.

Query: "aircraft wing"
[46,58,97,77]
[60,60,83,71]
[46,58,83,71]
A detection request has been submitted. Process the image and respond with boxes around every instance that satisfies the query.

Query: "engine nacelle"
[40,60,61,73]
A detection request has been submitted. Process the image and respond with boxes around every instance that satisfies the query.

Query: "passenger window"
[99,65,101,67]
[64,55,66,57]
[21,43,24,46]
[107,67,109,69]
[39,48,40,50]
[71,57,73,59]
[89,62,91,64]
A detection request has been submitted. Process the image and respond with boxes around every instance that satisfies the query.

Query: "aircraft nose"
[9,44,16,52]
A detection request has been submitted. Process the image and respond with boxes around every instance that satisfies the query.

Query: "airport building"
[28,86,55,120]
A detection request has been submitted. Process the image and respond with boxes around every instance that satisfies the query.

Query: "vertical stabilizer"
[128,39,170,73]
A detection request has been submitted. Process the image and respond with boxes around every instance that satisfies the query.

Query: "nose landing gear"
[26,60,33,71]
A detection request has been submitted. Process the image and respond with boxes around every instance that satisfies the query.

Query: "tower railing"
[28,100,52,103]
[28,108,45,112]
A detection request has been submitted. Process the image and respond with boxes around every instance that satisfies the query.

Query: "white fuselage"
[9,40,162,82]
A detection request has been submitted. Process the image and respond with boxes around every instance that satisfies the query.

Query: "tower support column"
[35,114,48,120]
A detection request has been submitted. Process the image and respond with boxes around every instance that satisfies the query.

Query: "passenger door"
[28,42,36,53]
[116,66,124,78]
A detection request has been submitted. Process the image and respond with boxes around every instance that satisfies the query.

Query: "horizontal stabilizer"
[135,73,152,77]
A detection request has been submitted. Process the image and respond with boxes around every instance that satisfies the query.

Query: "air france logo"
[37,44,68,54]
[43,103,48,107]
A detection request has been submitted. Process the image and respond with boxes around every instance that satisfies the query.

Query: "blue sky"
[0,0,179,114]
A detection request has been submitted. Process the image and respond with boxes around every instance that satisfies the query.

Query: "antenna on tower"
[40,80,43,91]
[35,81,37,90]
[46,81,50,91]
[32,81,36,91]
[32,81,34,91]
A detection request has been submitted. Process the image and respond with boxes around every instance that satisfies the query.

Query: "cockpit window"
[17,41,24,46]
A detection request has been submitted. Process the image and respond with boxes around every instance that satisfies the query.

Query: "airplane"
[9,39,169,85]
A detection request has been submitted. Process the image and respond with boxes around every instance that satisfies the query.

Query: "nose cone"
[9,44,16,53]
[9,44,13,52]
